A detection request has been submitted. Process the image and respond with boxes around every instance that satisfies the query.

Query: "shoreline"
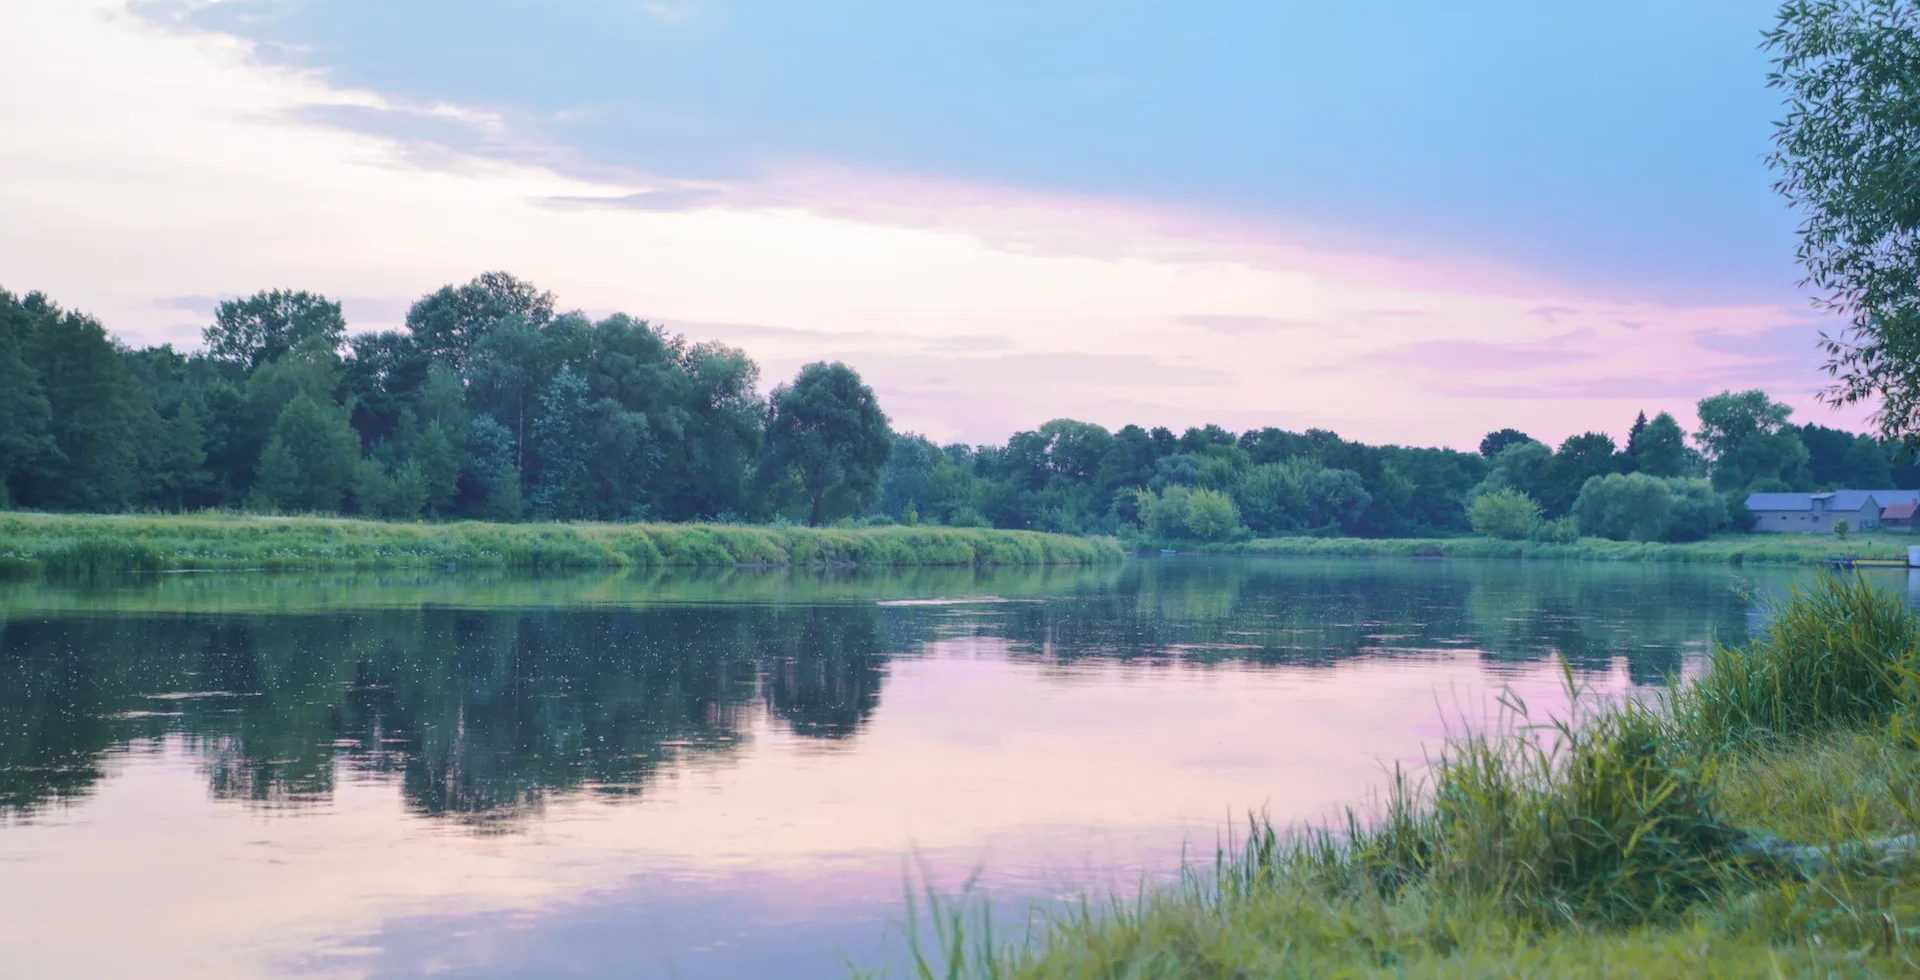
[1143,532,1919,566]
[906,573,1920,977]
[0,512,1123,575]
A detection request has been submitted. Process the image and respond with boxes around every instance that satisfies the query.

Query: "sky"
[0,0,1869,448]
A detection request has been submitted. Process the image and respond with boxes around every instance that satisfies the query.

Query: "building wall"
[1752,503,1881,534]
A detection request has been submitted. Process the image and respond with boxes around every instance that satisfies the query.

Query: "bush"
[1529,515,1580,544]
[1182,488,1243,541]
[1573,474,1727,543]
[1662,478,1728,542]
[1139,485,1244,542]
[1468,488,1542,539]
[1724,490,1758,532]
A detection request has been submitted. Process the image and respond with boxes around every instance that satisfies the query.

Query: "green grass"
[1169,531,1918,566]
[890,573,1920,978]
[0,511,1123,575]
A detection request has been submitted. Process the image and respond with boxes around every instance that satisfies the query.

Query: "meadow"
[0,512,1123,576]
[898,572,1920,978]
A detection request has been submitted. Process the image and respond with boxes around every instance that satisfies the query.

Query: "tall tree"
[1632,412,1694,478]
[529,368,595,519]
[204,290,346,372]
[16,293,147,511]
[405,271,555,367]
[1767,0,1920,437]
[1694,390,1808,489]
[762,362,892,526]
[0,291,56,505]
[667,341,763,519]
[1543,432,1622,516]
[1479,428,1534,458]
[250,394,360,513]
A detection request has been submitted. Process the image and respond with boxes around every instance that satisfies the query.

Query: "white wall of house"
[1751,503,1880,534]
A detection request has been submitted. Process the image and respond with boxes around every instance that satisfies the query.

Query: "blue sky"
[0,0,1852,446]
[177,0,1799,305]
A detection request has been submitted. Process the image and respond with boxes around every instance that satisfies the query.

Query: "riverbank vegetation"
[0,512,1121,576]
[1182,531,1917,565]
[898,572,1920,977]
[3,277,1908,546]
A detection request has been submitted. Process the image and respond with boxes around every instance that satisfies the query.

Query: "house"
[1883,501,1920,531]
[1744,491,1886,534]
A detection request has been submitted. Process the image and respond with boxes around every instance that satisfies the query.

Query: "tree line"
[1,273,1907,539]
[0,274,888,525]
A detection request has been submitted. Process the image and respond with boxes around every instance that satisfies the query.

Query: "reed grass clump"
[1677,572,1920,746]
[891,572,1920,978]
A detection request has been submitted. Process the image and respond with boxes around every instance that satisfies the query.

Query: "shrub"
[1573,474,1727,542]
[1182,488,1243,541]
[1677,572,1920,745]
[1663,478,1728,541]
[1468,488,1542,540]
[1574,473,1674,541]
[1140,485,1243,542]
[1529,515,1580,544]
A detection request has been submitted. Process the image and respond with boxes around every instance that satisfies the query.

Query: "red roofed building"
[1883,501,1920,531]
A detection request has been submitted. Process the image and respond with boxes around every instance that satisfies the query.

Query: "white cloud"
[0,0,1865,447]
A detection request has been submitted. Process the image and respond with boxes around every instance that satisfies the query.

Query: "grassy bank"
[1168,531,1918,565]
[0,512,1123,575]
[904,573,1920,977]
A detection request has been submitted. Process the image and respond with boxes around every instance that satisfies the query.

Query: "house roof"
[1746,493,1813,512]
[1886,501,1920,520]
[1826,491,1889,512]
[1743,489,1920,513]
[1861,489,1920,507]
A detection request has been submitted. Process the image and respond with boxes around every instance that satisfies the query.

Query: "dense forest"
[1,272,1910,540]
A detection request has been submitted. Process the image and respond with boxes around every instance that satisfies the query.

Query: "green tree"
[463,416,522,520]
[1182,487,1242,541]
[351,457,426,520]
[143,401,209,511]
[1631,412,1694,477]
[761,362,892,526]
[1663,478,1730,541]
[529,368,594,519]
[1573,473,1675,542]
[1469,488,1543,540]
[1694,390,1809,489]
[1543,432,1622,515]
[204,290,346,372]
[1766,1,1920,437]
[1473,440,1554,504]
[1842,436,1895,487]
[406,272,555,367]
[409,420,462,516]
[0,291,56,506]
[250,394,360,512]
[15,293,147,511]
[1478,428,1534,458]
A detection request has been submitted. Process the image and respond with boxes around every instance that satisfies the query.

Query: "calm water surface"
[0,557,1880,979]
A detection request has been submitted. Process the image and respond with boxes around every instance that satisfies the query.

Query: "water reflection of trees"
[968,560,1765,685]
[0,605,890,825]
[0,559,1784,823]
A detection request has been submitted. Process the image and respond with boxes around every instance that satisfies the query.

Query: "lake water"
[0,557,1883,979]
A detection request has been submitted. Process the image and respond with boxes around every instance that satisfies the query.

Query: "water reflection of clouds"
[0,559,1824,978]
